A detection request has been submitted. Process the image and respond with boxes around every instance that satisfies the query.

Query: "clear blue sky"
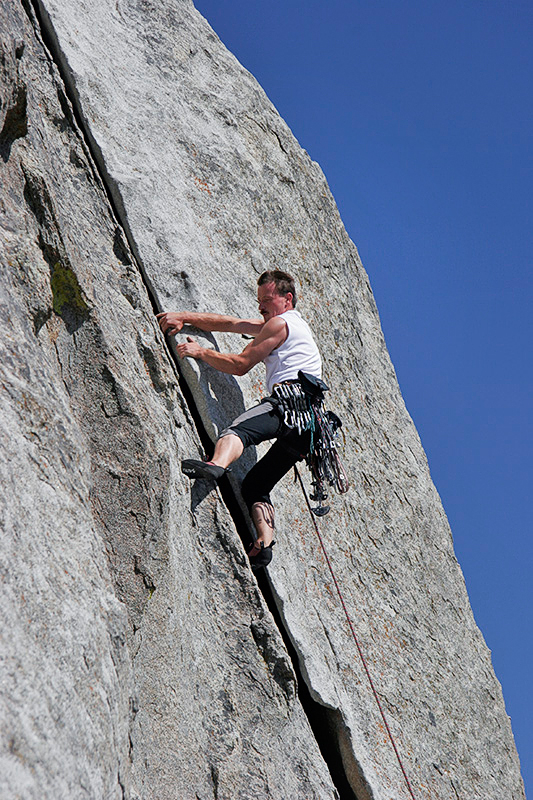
[194,1,532,792]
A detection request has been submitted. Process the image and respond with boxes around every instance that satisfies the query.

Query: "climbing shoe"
[247,540,275,571]
[181,459,227,481]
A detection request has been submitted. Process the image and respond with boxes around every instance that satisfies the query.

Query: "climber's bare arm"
[175,316,288,376]
[156,311,263,337]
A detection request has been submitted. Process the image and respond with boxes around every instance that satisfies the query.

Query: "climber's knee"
[241,471,271,511]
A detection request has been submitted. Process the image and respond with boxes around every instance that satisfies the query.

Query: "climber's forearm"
[176,316,286,376]
[178,311,259,333]
[157,310,263,336]
[196,347,251,376]
[177,338,252,376]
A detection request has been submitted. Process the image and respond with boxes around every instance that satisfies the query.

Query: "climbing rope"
[294,465,418,800]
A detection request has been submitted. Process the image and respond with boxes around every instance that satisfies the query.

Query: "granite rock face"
[0,4,339,799]
[0,1,525,799]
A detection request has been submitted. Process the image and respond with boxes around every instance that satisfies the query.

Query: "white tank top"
[263,309,322,393]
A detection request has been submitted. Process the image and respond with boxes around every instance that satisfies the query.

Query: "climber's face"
[257,282,293,321]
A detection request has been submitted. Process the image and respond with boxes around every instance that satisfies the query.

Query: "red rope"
[294,466,417,800]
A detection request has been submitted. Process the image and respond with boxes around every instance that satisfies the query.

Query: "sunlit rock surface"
[0,1,525,798]
[0,4,339,799]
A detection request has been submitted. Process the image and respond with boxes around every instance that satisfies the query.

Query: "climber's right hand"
[156,312,185,336]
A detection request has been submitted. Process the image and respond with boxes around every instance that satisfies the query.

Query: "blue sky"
[194,1,532,791]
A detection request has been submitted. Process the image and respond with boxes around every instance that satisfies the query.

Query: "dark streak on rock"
[0,84,28,161]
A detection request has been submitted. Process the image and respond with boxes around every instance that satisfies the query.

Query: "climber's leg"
[209,432,243,469]
[249,500,275,547]
[182,401,282,480]
[241,428,310,559]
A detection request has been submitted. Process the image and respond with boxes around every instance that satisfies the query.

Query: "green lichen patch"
[50,261,90,329]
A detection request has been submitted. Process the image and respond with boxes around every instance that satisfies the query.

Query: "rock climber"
[156,270,322,570]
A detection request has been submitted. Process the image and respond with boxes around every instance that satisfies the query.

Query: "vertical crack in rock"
[26,0,149,292]
[23,2,368,795]
[254,570,365,800]
[210,472,366,799]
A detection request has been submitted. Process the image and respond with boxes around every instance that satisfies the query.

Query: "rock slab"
[0,3,339,798]
[0,1,525,799]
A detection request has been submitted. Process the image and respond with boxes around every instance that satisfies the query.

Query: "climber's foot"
[247,540,275,571]
[181,459,227,481]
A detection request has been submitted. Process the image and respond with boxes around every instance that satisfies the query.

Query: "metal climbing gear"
[296,371,349,515]
[306,402,349,515]
[273,371,349,515]
[271,380,314,434]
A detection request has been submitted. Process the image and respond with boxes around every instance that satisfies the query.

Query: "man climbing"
[157,270,322,570]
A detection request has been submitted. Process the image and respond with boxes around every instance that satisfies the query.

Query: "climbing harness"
[273,371,349,515]
[294,466,418,800]
[271,380,313,434]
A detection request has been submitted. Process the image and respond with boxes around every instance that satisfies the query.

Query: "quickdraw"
[272,371,349,516]
[271,380,313,434]
[306,401,349,515]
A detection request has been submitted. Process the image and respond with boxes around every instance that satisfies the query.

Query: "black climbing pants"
[218,400,311,509]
